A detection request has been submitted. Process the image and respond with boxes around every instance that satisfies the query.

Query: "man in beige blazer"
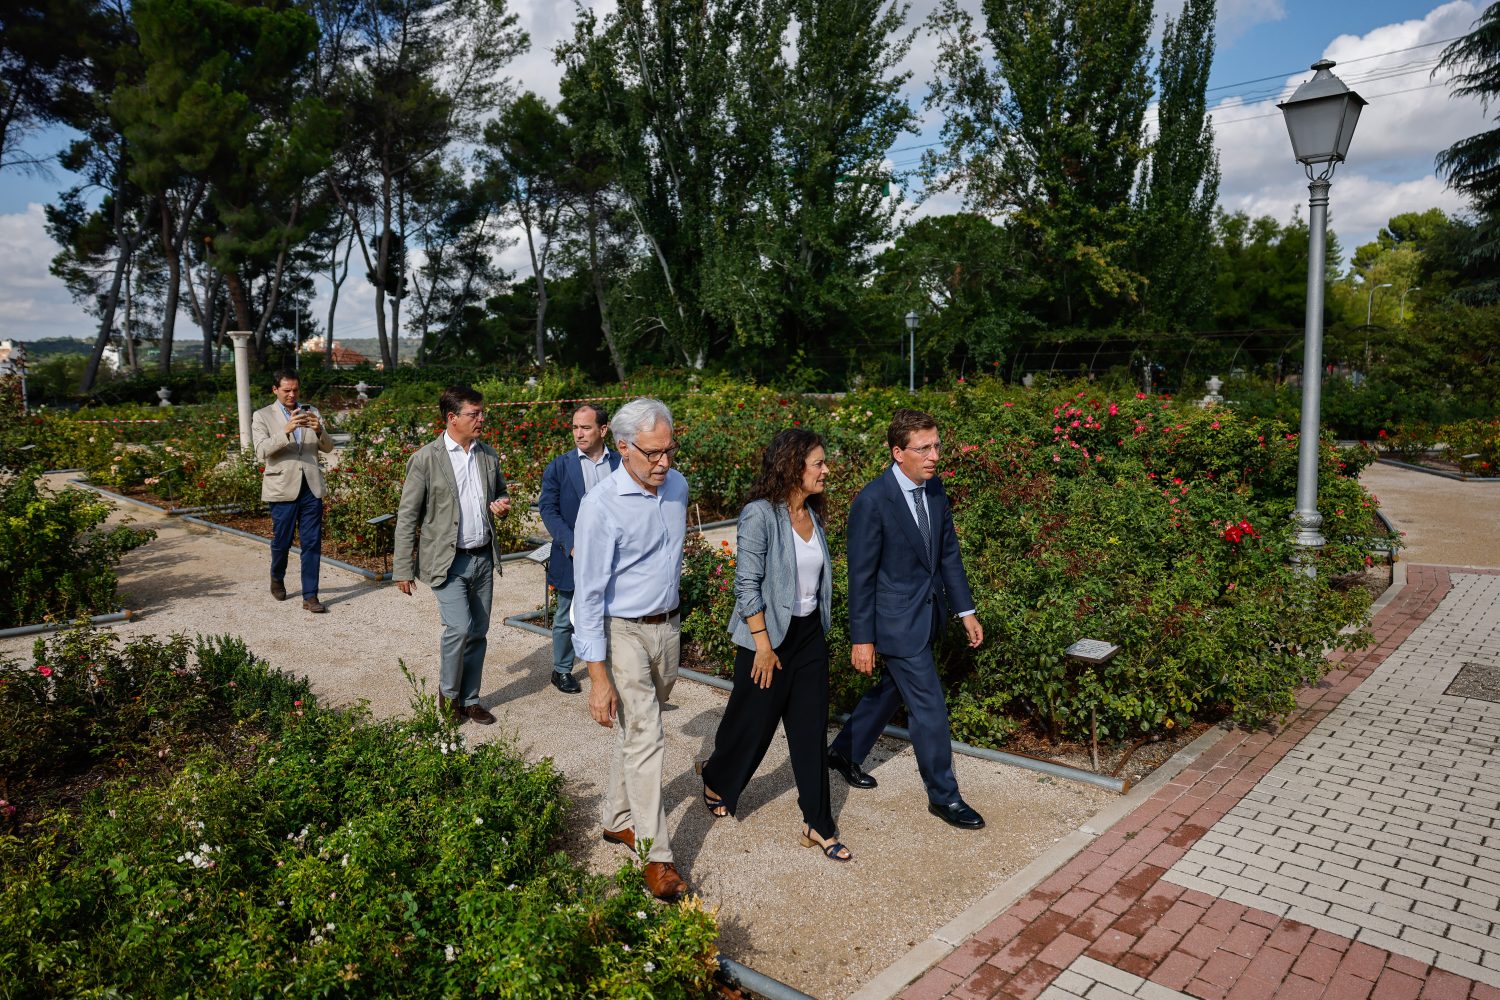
[251,370,336,613]
[393,385,511,725]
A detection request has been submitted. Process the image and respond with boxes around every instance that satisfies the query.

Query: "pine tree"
[1436,2,1500,261]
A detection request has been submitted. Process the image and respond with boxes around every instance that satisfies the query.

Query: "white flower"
[643,962,656,974]
[473,816,482,825]
[635,910,647,920]
[325,922,335,932]
[444,944,458,963]
[622,944,630,953]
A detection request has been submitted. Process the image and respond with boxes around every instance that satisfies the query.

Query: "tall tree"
[1132,0,1219,332]
[0,0,97,175]
[484,93,570,366]
[924,0,1155,329]
[1436,2,1500,262]
[326,0,525,370]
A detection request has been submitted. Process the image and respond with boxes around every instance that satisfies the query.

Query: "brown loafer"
[602,826,636,851]
[303,598,327,614]
[271,579,287,601]
[464,703,496,725]
[643,861,688,902]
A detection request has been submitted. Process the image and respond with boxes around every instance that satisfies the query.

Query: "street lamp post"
[1278,59,1367,575]
[1365,282,1392,327]
[904,310,919,393]
[1400,286,1422,321]
[1365,281,1391,370]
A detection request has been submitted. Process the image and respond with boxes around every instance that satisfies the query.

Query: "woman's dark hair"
[745,428,825,517]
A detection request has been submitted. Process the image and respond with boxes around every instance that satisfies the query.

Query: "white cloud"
[0,204,97,339]
[1210,1,1489,259]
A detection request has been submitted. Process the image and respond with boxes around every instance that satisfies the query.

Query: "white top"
[444,431,490,550]
[793,526,824,617]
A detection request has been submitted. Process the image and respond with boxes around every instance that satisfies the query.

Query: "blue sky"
[0,0,1491,342]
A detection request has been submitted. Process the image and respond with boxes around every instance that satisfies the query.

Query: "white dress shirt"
[444,432,490,550]
[571,464,689,662]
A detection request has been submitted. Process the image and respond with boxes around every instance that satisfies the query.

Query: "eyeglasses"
[902,441,941,456]
[629,440,680,464]
[455,409,484,421]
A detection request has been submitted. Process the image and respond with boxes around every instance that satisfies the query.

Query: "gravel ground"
[5,474,1115,999]
[1361,462,1500,567]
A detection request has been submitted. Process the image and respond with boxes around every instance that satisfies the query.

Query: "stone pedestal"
[230,331,254,450]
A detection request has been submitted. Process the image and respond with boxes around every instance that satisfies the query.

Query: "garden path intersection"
[886,549,1500,996]
[8,466,1500,999]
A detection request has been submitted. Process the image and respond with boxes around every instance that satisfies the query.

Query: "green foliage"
[0,632,720,997]
[0,472,154,627]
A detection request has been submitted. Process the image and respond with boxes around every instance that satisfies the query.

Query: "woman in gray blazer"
[699,428,849,861]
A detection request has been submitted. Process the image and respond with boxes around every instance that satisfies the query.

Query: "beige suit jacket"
[392,434,508,587]
[251,401,335,502]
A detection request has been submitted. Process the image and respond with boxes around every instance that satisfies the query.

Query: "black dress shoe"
[929,799,985,829]
[551,671,582,694]
[271,579,287,601]
[827,749,877,789]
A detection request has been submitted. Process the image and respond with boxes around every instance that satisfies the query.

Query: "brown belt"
[618,608,678,625]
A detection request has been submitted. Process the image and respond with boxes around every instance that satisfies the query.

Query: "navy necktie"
[911,487,932,554]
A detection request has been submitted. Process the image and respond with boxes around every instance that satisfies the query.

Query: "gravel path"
[4,475,1115,998]
[1360,461,1500,567]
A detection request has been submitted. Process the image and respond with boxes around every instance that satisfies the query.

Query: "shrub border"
[179,515,393,581]
[1375,457,1500,482]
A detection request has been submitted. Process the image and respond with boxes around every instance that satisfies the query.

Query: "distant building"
[0,339,22,375]
[299,336,369,369]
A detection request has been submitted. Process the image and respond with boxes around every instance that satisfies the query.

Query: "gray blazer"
[728,498,833,651]
[392,434,508,588]
[251,401,334,502]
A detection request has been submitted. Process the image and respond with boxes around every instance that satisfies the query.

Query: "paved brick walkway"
[899,565,1500,1000]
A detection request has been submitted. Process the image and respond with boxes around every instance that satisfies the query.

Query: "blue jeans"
[269,480,323,599]
[431,549,494,706]
[551,588,576,676]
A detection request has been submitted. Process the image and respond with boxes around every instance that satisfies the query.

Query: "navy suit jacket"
[846,467,976,659]
[538,448,622,591]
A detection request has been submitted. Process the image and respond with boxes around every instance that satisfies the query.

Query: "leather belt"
[457,544,491,556]
[618,608,678,625]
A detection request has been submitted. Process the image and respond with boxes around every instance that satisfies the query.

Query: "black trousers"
[702,612,834,837]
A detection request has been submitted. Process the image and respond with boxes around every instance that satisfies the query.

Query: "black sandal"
[695,760,727,818]
[801,827,852,862]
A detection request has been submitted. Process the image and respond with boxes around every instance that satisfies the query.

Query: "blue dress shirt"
[571,464,690,662]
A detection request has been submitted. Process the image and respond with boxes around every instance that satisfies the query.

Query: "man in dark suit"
[537,404,620,694]
[828,408,987,829]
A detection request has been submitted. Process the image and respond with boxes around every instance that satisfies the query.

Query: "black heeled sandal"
[694,760,727,818]
[800,826,852,862]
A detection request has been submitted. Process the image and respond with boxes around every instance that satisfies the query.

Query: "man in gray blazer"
[251,370,335,613]
[393,386,512,725]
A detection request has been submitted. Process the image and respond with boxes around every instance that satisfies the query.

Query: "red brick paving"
[897,566,1500,1000]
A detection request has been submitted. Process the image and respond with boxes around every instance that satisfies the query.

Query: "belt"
[617,607,678,625]
[457,544,491,556]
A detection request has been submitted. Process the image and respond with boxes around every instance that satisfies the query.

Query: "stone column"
[230,331,254,451]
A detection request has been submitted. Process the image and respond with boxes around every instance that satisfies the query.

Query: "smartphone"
[297,403,312,413]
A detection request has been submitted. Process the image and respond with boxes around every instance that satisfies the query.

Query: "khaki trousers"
[602,616,680,863]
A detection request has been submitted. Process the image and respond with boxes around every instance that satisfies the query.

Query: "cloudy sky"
[0,0,1490,344]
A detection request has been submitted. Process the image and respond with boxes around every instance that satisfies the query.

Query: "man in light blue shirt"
[573,397,691,902]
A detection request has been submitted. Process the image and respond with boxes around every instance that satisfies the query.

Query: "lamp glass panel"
[1333,99,1363,159]
[1281,94,1345,164]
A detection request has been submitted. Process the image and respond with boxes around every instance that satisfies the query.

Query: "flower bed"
[0,628,720,996]
[1374,418,1500,479]
[0,471,155,629]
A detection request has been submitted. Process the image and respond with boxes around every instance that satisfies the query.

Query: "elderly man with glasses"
[393,386,512,725]
[572,397,691,902]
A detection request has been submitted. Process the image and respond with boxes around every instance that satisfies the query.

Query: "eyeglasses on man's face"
[629,440,680,464]
[455,408,484,422]
[901,441,941,456]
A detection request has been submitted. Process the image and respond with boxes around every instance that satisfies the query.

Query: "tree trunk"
[587,200,627,381]
[326,223,353,369]
[80,151,134,393]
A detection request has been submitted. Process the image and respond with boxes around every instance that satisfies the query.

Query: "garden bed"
[1376,456,1500,482]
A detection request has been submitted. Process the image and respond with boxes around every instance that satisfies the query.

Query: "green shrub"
[0,631,720,998]
[0,471,154,628]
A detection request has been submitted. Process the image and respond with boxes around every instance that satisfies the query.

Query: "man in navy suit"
[538,404,621,694]
[828,408,987,829]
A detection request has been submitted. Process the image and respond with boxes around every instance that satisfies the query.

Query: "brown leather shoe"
[439,696,466,723]
[303,597,327,614]
[602,826,636,851]
[271,579,287,601]
[464,703,496,725]
[642,862,688,902]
